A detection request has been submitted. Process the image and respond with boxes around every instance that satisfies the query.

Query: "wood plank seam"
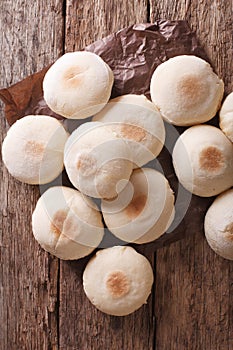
[147,0,151,22]
[55,2,67,350]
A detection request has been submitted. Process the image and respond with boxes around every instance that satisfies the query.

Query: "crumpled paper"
[0,20,213,253]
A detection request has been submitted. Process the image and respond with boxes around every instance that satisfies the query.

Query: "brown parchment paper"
[0,20,213,254]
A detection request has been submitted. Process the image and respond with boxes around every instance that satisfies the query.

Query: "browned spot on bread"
[50,210,67,237]
[226,222,233,241]
[63,66,85,88]
[199,147,224,172]
[177,74,206,106]
[120,124,146,142]
[125,194,147,219]
[76,153,97,177]
[25,141,44,157]
[62,214,80,241]
[106,271,130,298]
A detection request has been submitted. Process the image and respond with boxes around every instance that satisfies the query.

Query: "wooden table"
[0,1,232,349]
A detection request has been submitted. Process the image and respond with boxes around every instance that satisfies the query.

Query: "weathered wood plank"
[154,235,233,349]
[0,1,64,349]
[59,2,154,349]
[150,1,233,349]
[1,0,232,349]
[65,0,148,50]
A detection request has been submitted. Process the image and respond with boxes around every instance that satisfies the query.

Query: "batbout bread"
[32,186,104,260]
[101,168,175,244]
[64,122,133,199]
[2,115,68,184]
[93,94,165,167]
[219,92,233,142]
[172,125,233,197]
[150,55,224,126]
[43,51,114,119]
[83,246,154,316]
[204,188,233,260]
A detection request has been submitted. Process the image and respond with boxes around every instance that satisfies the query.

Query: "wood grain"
[150,1,233,349]
[59,2,154,349]
[65,0,148,51]
[1,0,232,349]
[0,1,64,349]
[154,234,233,350]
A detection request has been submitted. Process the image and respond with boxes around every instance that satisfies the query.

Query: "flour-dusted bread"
[83,246,154,316]
[43,51,114,119]
[32,186,104,260]
[172,125,233,197]
[2,115,68,184]
[101,168,175,244]
[150,55,224,126]
[64,122,133,199]
[219,92,233,142]
[204,189,233,260]
[93,94,165,167]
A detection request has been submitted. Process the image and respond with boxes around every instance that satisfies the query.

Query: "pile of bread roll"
[2,52,233,316]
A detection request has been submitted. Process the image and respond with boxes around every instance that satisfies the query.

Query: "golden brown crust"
[226,222,233,241]
[199,146,224,173]
[50,210,68,237]
[25,140,44,157]
[76,153,97,177]
[62,215,76,238]
[63,66,85,88]
[177,74,206,106]
[125,194,147,219]
[120,124,146,142]
[106,271,130,298]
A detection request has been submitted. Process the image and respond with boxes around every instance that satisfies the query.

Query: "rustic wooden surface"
[0,1,232,350]
[150,2,233,349]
